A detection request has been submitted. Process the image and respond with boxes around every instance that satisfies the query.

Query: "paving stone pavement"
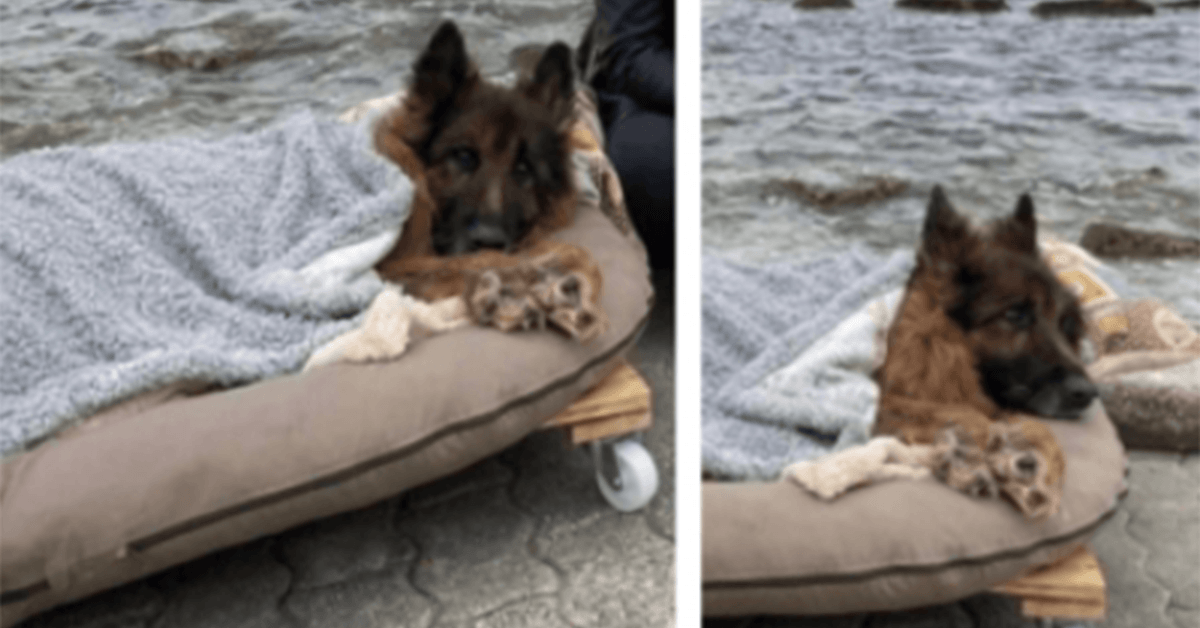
[704,451,1200,628]
[20,270,675,628]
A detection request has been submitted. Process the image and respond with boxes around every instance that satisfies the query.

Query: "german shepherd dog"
[371,22,605,342]
[874,186,1098,519]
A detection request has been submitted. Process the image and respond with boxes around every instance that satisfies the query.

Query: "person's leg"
[604,99,675,270]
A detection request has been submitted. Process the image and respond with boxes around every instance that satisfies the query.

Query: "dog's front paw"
[466,266,547,333]
[466,269,504,325]
[460,243,606,342]
[493,293,546,333]
[932,427,998,500]
[985,424,1040,483]
[985,423,1062,519]
[1000,479,1060,520]
[533,270,605,343]
[531,268,582,309]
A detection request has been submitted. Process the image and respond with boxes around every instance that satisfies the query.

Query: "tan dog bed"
[0,94,653,625]
[701,239,1132,616]
[703,402,1126,615]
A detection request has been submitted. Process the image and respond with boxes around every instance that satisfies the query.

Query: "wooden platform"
[544,360,653,445]
[992,544,1107,620]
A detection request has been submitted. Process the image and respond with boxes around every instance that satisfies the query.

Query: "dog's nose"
[465,220,510,251]
[1062,373,1098,411]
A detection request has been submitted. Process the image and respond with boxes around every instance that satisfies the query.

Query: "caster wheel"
[592,439,659,512]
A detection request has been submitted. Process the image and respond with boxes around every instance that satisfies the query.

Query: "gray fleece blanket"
[702,248,914,480]
[0,110,411,456]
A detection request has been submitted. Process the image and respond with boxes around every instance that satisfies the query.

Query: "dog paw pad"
[557,273,582,303]
[965,470,998,499]
[468,271,504,324]
[522,298,547,331]
[548,301,605,344]
[533,270,587,309]
[1014,452,1039,479]
[1002,481,1060,520]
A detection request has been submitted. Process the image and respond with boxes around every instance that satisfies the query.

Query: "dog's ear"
[411,22,475,112]
[991,193,1038,255]
[920,185,972,262]
[522,42,575,123]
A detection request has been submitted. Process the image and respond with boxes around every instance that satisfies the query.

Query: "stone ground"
[705,451,1200,628]
[21,270,675,628]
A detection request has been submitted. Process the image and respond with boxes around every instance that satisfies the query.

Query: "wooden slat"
[547,363,649,427]
[1021,598,1105,620]
[992,544,1107,620]
[543,361,653,443]
[569,409,652,446]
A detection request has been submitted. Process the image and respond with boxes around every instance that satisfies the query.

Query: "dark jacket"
[579,0,674,116]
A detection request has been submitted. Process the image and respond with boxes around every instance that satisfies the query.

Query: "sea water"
[704,0,1200,323]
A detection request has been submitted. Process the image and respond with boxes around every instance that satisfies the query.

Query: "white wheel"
[592,440,659,512]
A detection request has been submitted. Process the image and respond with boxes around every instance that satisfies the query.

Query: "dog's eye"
[1004,303,1034,329]
[512,158,534,185]
[449,147,479,173]
[1060,314,1081,339]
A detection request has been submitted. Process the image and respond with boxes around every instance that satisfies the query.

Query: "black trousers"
[601,93,675,270]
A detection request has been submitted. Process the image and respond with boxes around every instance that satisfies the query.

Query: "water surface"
[703,0,1200,322]
[1,0,592,150]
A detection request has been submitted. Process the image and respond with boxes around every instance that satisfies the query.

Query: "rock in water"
[896,0,1008,12]
[1080,223,1200,259]
[1032,0,1155,17]
[795,0,855,9]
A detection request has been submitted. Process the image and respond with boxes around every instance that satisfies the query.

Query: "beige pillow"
[1044,239,1200,452]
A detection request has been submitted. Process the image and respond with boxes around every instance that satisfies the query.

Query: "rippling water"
[0,0,591,150]
[703,0,1200,322]
[3,0,1197,320]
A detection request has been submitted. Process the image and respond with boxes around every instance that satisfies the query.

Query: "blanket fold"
[702,248,913,480]
[1,110,411,455]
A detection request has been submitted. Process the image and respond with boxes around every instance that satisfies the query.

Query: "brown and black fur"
[874,186,1098,518]
[372,21,604,342]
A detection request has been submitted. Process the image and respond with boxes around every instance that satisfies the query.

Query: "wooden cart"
[543,359,659,511]
[993,544,1107,621]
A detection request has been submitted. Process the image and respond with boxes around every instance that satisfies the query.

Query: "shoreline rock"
[795,0,856,9]
[1080,223,1200,259]
[124,21,283,73]
[896,0,1008,12]
[1032,0,1155,17]
[0,120,90,155]
[766,176,908,213]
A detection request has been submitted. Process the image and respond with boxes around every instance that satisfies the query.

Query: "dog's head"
[918,186,1098,419]
[399,21,576,256]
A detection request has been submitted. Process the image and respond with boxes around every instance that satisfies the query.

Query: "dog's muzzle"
[463,219,510,252]
[1023,371,1099,420]
[440,216,514,255]
[982,358,1100,420]
[1055,372,1099,418]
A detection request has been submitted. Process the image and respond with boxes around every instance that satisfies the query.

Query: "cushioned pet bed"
[701,248,1128,616]
[0,97,652,626]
